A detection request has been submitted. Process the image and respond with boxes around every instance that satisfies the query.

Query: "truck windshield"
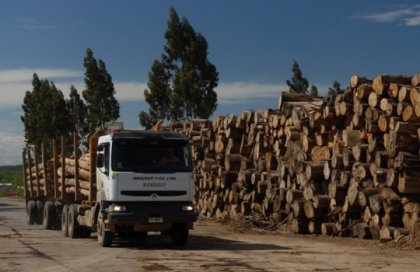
[111,139,192,173]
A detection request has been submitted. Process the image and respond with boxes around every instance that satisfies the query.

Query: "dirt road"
[0,197,418,272]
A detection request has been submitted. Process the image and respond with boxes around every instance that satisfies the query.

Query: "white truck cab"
[95,129,197,246]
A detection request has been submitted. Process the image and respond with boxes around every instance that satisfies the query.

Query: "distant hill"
[0,165,22,172]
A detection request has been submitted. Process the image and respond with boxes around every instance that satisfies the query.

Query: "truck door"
[97,142,112,199]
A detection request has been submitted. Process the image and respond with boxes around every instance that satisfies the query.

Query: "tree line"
[21,48,119,148]
[21,6,344,147]
[0,166,23,196]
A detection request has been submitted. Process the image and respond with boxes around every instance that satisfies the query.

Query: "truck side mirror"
[96,153,104,168]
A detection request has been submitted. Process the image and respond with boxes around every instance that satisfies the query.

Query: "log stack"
[57,154,93,198]
[23,145,53,198]
[170,73,420,243]
[24,161,50,196]
[23,134,96,203]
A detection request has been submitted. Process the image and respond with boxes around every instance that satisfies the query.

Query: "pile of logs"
[171,73,420,243]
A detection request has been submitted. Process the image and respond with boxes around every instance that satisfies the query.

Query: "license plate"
[148,217,163,223]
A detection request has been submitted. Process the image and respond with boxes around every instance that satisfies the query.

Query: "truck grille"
[120,190,187,197]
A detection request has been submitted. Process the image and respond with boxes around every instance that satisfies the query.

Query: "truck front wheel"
[97,212,112,247]
[171,223,189,246]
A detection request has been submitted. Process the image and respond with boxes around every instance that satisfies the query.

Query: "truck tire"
[35,200,43,225]
[68,204,80,238]
[61,205,69,237]
[54,202,63,230]
[27,200,36,225]
[97,212,112,247]
[171,223,189,246]
[43,201,55,230]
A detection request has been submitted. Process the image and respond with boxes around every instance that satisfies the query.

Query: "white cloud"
[353,4,420,26]
[114,81,286,104]
[215,82,284,104]
[405,15,420,26]
[0,82,29,107]
[0,68,81,83]
[116,81,286,104]
[20,24,56,30]
[0,67,293,107]
[17,18,35,23]
[116,81,287,104]
[17,18,57,30]
[361,9,412,22]
[0,68,82,108]
[0,132,25,166]
[114,82,147,101]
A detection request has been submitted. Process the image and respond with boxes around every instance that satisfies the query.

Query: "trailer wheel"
[54,202,63,230]
[171,223,189,246]
[27,200,36,225]
[35,200,43,225]
[97,212,112,247]
[61,205,69,237]
[68,204,80,238]
[43,201,55,230]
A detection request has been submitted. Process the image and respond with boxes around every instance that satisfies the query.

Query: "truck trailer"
[22,124,197,247]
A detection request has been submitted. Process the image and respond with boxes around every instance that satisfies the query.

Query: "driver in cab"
[159,148,180,166]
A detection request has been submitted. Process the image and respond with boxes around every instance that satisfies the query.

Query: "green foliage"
[286,60,309,94]
[328,81,344,96]
[82,48,120,132]
[67,85,89,145]
[139,60,172,127]
[0,165,21,171]
[309,85,319,96]
[0,166,23,197]
[21,73,70,145]
[140,7,218,128]
[0,170,22,185]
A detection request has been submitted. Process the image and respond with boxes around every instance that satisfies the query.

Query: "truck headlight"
[109,204,126,212]
[182,205,194,212]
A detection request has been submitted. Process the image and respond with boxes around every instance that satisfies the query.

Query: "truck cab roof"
[98,130,189,143]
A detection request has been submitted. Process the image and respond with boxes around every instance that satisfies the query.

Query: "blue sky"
[0,1,419,165]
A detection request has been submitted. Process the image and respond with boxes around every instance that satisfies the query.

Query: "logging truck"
[22,122,197,247]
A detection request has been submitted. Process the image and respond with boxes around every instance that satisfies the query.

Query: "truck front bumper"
[105,202,197,225]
